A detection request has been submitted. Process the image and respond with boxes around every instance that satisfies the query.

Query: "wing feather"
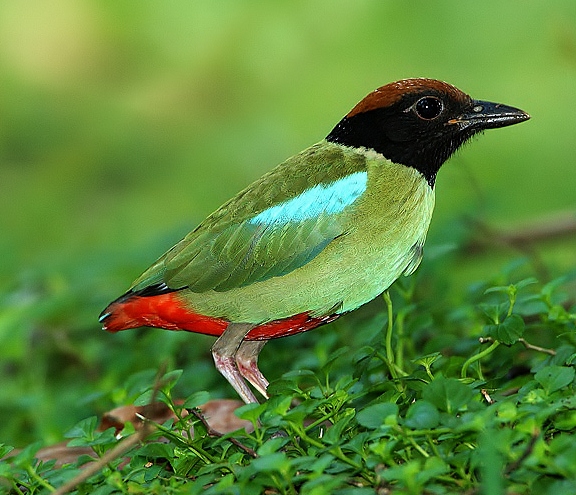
[130,142,368,294]
[402,237,425,276]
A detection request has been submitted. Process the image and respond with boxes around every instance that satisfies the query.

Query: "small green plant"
[1,271,575,494]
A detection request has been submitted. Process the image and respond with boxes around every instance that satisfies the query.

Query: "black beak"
[451,100,530,130]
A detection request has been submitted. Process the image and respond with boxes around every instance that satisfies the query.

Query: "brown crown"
[346,78,470,118]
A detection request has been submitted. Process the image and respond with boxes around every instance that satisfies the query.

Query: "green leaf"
[67,427,117,448]
[0,444,14,458]
[535,365,575,394]
[134,442,174,460]
[236,402,267,424]
[133,389,155,406]
[485,314,525,345]
[553,410,576,431]
[515,277,539,290]
[183,391,210,409]
[161,369,183,389]
[404,400,440,429]
[412,352,441,369]
[356,402,398,429]
[495,401,517,423]
[257,437,288,456]
[301,474,351,494]
[485,278,537,295]
[282,369,318,379]
[479,302,508,324]
[65,416,98,439]
[308,454,337,474]
[484,285,511,295]
[422,377,474,414]
[323,409,355,444]
[251,452,290,474]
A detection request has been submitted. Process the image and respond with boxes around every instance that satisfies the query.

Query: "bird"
[100,78,529,404]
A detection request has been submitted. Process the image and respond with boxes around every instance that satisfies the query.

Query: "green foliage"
[1,272,575,493]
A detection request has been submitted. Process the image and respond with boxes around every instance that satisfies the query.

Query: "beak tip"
[466,100,531,130]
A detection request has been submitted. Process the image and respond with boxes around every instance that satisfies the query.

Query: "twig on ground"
[518,338,556,356]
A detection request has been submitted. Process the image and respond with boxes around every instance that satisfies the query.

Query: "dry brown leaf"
[6,399,252,468]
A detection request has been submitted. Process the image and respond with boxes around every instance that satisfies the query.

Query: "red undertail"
[101,291,339,341]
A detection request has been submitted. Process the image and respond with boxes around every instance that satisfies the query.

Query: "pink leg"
[211,323,259,404]
[236,340,269,399]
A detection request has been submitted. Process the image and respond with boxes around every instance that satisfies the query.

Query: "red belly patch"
[101,292,339,341]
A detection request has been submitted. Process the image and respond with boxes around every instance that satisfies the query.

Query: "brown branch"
[518,338,556,356]
[52,421,155,495]
[504,429,540,475]
[464,211,576,252]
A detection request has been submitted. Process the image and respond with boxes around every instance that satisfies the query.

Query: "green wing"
[131,142,368,293]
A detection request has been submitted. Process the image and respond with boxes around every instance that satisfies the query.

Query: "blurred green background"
[0,0,575,446]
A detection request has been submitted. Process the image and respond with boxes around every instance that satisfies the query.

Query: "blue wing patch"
[249,171,368,226]
[159,171,368,292]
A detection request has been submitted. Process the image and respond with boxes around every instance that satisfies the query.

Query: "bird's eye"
[414,97,444,120]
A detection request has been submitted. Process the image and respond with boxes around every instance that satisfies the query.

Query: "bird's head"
[326,78,530,187]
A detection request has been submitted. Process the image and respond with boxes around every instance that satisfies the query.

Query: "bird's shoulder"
[200,141,370,229]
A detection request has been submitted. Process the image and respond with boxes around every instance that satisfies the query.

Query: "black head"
[326,78,530,187]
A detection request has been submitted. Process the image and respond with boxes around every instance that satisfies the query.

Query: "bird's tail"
[99,288,229,336]
[98,291,148,332]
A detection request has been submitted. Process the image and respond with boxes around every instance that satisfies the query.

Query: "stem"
[476,360,485,381]
[383,293,397,375]
[402,427,452,437]
[407,436,429,458]
[305,408,339,432]
[26,465,55,492]
[507,286,517,317]
[395,311,406,371]
[383,292,394,370]
[383,292,407,390]
[426,434,441,458]
[461,341,500,379]
[26,465,56,492]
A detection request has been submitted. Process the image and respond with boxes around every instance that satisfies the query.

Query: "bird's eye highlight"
[414,97,444,120]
